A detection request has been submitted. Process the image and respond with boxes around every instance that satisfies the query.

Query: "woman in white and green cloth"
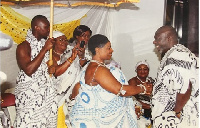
[69,34,153,128]
[50,25,92,128]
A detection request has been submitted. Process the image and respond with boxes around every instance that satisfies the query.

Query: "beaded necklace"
[89,60,106,86]
[136,76,149,84]
[90,60,106,67]
[53,50,62,56]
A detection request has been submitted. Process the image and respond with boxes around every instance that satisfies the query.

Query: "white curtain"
[11,5,112,37]
[1,0,165,90]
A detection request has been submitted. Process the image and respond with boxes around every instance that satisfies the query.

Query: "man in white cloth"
[14,15,58,127]
[152,25,199,128]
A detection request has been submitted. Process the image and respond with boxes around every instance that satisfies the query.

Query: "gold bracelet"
[67,57,73,64]
[173,111,181,115]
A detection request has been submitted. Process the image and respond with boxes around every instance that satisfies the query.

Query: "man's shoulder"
[17,40,30,50]
[173,44,194,55]
[168,44,196,58]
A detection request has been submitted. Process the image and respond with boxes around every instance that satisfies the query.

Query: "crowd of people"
[13,15,198,128]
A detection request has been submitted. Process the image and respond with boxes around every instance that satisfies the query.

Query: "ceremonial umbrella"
[1,0,139,7]
[1,0,140,76]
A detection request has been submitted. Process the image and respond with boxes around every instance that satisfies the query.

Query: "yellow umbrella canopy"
[0,0,140,44]
[1,0,140,70]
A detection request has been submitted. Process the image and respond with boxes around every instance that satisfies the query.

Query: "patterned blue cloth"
[70,66,137,128]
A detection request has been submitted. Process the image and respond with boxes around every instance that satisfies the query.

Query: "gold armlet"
[67,57,73,64]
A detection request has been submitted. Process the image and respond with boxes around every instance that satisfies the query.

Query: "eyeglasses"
[58,38,68,42]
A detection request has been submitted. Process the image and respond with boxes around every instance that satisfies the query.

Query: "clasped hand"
[75,43,85,59]
[46,60,56,74]
[143,82,153,95]
[44,38,55,51]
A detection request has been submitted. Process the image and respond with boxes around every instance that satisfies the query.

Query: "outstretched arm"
[94,67,152,96]
[53,46,78,77]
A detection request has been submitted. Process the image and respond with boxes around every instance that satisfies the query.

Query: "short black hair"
[31,15,48,30]
[69,25,92,43]
[88,34,109,55]
[73,25,92,38]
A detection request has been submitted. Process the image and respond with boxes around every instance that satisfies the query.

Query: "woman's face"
[136,64,149,78]
[98,42,113,60]
[76,31,91,44]
[54,35,68,53]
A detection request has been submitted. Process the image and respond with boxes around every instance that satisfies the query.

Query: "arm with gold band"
[52,56,74,77]
[67,57,74,64]
[173,110,182,119]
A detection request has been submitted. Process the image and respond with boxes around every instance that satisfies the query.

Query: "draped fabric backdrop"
[0,0,164,92]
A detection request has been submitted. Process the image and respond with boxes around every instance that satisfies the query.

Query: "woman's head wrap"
[53,31,65,38]
[135,60,149,71]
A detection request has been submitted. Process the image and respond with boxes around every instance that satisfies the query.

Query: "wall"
[0,0,165,91]
[0,44,19,92]
[111,0,164,80]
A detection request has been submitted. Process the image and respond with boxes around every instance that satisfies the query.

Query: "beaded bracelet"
[137,84,146,95]
[117,85,126,96]
[67,57,73,64]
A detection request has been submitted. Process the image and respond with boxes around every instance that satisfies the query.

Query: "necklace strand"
[90,60,105,66]
[53,50,62,56]
[136,76,149,84]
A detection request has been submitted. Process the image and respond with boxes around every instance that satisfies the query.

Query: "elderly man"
[14,15,57,127]
[152,25,199,128]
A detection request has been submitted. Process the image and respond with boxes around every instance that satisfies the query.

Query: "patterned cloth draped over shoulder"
[14,30,58,128]
[70,65,138,128]
[152,44,199,128]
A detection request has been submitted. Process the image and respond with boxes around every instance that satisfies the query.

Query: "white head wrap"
[53,31,65,38]
[135,60,150,71]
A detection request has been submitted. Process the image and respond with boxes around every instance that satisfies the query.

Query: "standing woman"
[54,26,92,127]
[58,25,92,94]
[70,34,152,128]
[47,31,78,128]
[65,25,92,65]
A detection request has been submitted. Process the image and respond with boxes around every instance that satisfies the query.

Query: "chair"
[1,93,16,128]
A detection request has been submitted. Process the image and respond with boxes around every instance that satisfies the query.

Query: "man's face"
[37,19,50,39]
[153,31,170,54]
